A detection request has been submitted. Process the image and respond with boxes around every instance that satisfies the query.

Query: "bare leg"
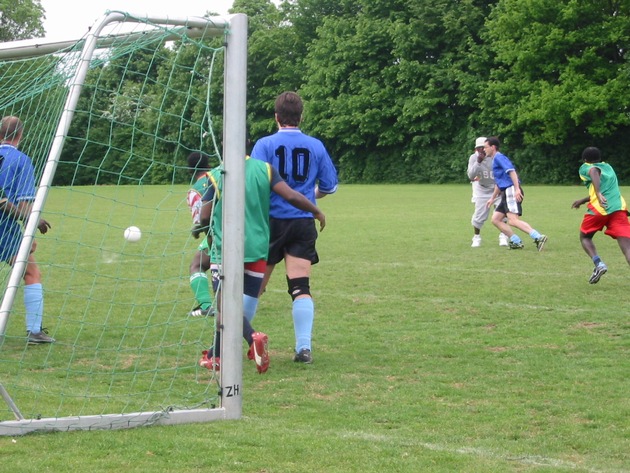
[616,236,630,265]
[491,211,514,237]
[579,232,598,259]
[506,213,534,234]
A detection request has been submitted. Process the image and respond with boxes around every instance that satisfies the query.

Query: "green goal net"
[0,11,247,435]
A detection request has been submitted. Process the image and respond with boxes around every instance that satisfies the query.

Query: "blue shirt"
[492,152,519,190]
[251,128,338,219]
[0,144,36,261]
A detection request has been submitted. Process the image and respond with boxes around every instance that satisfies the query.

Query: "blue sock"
[593,256,602,266]
[243,294,259,323]
[292,297,314,352]
[529,230,541,240]
[23,283,43,333]
[510,234,522,244]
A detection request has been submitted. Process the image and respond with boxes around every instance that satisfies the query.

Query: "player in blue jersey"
[251,91,338,364]
[0,116,54,344]
[484,136,547,251]
[198,156,326,373]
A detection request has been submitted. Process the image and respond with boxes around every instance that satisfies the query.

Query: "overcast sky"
[40,0,235,41]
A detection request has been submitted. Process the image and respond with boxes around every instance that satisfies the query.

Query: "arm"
[272,181,326,231]
[572,197,589,209]
[486,184,500,208]
[508,170,523,202]
[4,200,51,234]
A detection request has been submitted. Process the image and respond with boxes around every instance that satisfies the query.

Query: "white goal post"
[0,11,247,435]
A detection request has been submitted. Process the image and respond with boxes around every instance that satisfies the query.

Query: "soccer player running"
[484,136,547,251]
[571,146,630,284]
[467,136,509,248]
[251,91,338,364]
[0,116,54,344]
[198,156,325,373]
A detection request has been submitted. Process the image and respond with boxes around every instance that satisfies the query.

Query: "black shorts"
[267,218,319,266]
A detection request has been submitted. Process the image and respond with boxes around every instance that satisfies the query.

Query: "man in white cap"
[467,136,508,247]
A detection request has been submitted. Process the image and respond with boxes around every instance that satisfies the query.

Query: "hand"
[571,200,582,209]
[191,224,206,239]
[37,218,51,234]
[314,211,326,231]
[597,192,607,208]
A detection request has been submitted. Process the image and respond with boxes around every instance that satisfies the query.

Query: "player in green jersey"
[572,146,630,284]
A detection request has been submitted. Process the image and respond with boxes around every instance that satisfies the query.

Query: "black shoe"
[27,330,55,344]
[589,262,608,284]
[188,305,215,317]
[534,235,548,252]
[293,348,313,364]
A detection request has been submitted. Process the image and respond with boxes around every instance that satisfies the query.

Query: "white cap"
[475,137,486,148]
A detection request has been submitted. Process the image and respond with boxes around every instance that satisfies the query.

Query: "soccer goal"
[0,10,247,435]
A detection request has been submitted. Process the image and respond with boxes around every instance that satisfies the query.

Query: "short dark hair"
[187,151,210,172]
[582,146,601,163]
[486,136,500,149]
[274,91,303,127]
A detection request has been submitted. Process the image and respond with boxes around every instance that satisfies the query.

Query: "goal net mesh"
[0,12,234,433]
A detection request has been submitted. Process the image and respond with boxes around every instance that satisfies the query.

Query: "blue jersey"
[251,128,338,219]
[492,152,519,190]
[0,144,36,261]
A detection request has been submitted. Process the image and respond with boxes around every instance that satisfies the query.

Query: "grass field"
[1,184,629,472]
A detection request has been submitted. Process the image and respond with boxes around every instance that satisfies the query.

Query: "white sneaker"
[499,234,509,247]
[471,235,482,248]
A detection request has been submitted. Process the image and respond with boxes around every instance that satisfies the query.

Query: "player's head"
[582,147,601,163]
[187,151,210,174]
[484,136,500,157]
[0,116,24,143]
[475,137,486,152]
[275,91,303,127]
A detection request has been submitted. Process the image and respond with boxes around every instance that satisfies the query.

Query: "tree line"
[2,0,630,185]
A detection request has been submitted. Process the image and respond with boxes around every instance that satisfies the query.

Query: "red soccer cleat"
[199,350,220,372]
[248,332,269,374]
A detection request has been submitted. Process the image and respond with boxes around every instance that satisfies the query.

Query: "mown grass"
[1,184,628,472]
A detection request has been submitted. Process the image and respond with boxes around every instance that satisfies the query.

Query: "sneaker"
[188,305,215,317]
[499,234,509,247]
[508,241,524,250]
[293,348,313,364]
[27,330,55,344]
[589,262,608,284]
[199,350,220,371]
[247,332,269,374]
[471,235,481,248]
[534,234,548,252]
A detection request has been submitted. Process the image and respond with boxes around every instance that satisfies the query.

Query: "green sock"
[189,272,212,309]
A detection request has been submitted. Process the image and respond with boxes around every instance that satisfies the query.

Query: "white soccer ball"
[124,226,142,242]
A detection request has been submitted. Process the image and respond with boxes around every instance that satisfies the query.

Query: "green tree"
[302,0,495,182]
[479,0,630,183]
[0,0,45,41]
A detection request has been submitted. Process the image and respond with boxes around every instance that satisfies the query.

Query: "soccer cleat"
[589,262,608,284]
[499,234,509,247]
[199,350,220,371]
[508,241,524,250]
[534,234,548,252]
[27,330,55,344]
[293,348,313,364]
[471,235,482,248]
[188,305,215,317]
[247,331,269,374]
